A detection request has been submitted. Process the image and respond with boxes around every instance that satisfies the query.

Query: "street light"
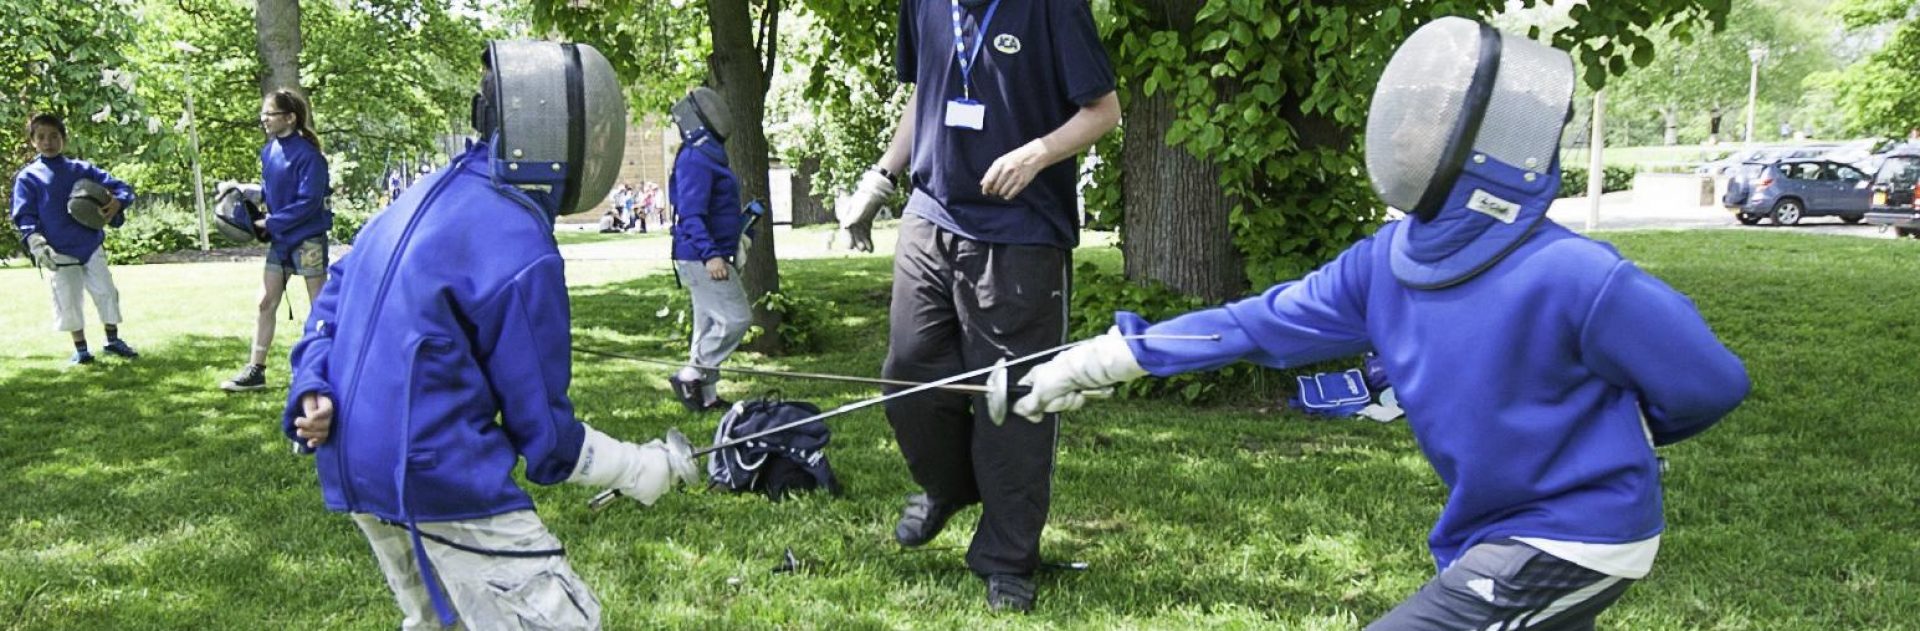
[173,40,210,251]
[1743,45,1768,145]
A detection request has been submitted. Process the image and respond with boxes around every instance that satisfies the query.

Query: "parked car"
[1697,144,1841,177]
[1721,159,1872,225]
[1865,144,1920,238]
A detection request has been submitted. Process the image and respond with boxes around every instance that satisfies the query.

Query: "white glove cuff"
[1074,328,1148,388]
[567,425,630,489]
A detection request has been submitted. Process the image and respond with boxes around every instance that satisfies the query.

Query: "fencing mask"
[212,181,270,244]
[67,179,112,230]
[671,87,733,145]
[470,40,627,216]
[1367,18,1575,289]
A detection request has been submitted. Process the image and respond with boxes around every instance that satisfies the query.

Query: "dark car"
[1866,145,1920,238]
[1722,159,1872,225]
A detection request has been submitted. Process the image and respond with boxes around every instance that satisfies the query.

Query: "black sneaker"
[893,493,959,548]
[221,364,267,392]
[985,574,1036,613]
[69,350,96,366]
[667,375,707,412]
[703,397,732,412]
[102,339,139,358]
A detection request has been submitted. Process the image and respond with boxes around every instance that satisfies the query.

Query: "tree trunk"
[707,0,784,354]
[1119,0,1243,302]
[790,155,830,226]
[253,0,303,96]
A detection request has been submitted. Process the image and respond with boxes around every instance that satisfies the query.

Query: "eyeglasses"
[260,111,289,118]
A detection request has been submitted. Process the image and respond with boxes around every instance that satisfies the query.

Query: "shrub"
[329,196,381,245]
[1558,165,1636,198]
[103,200,201,264]
[747,289,838,354]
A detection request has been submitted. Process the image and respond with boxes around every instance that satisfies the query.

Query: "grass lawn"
[3,229,1918,629]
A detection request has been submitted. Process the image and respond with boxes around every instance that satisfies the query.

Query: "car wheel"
[1898,227,1919,239]
[1842,214,1865,225]
[1736,213,1763,226]
[1771,199,1804,226]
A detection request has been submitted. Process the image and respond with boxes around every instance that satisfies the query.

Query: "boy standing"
[10,114,139,365]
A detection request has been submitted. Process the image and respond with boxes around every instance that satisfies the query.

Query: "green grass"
[4,230,1919,629]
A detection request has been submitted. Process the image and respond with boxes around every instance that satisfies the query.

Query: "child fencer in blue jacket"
[1014,18,1750,630]
[281,41,697,630]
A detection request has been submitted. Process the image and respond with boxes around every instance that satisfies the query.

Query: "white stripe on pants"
[675,259,751,398]
[351,511,602,631]
[46,248,121,332]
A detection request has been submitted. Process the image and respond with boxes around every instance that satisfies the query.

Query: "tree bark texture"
[790,156,830,226]
[707,0,784,354]
[1118,0,1242,302]
[253,0,303,96]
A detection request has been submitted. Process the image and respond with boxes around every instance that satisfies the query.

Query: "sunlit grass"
[3,229,1918,628]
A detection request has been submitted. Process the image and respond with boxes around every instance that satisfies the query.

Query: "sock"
[104,325,120,343]
[73,339,89,353]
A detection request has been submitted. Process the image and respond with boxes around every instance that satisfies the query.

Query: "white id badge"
[945,99,985,130]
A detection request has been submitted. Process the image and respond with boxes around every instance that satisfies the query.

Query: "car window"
[1835,165,1865,181]
[1784,163,1820,180]
[1875,157,1920,188]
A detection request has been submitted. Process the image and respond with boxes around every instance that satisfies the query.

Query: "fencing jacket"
[281,142,585,523]
[10,155,135,261]
[261,133,331,247]
[1112,194,1749,570]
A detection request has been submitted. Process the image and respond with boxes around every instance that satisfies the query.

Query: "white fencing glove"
[567,425,700,506]
[1013,328,1148,422]
[25,233,55,269]
[831,167,895,252]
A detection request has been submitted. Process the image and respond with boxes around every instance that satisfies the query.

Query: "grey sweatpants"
[882,215,1071,577]
[1367,540,1635,631]
[675,259,752,398]
[352,511,601,630]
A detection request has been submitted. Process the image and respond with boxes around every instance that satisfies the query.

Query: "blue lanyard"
[949,0,1001,100]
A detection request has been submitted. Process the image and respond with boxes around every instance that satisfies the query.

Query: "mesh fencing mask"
[1364,17,1575,221]
[671,87,733,144]
[66,179,111,230]
[212,182,270,244]
[471,40,628,216]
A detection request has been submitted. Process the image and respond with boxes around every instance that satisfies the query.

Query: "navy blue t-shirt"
[896,0,1115,249]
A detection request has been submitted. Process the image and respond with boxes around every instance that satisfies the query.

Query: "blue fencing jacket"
[261,133,332,248]
[1111,157,1751,570]
[669,132,742,262]
[282,141,586,523]
[10,155,135,261]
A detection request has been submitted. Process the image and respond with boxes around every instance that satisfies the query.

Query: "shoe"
[667,375,707,412]
[69,351,96,365]
[102,339,139,358]
[985,574,1036,613]
[893,493,959,548]
[221,364,267,392]
[703,398,732,412]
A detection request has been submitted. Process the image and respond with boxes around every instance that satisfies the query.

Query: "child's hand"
[101,198,123,222]
[294,392,335,448]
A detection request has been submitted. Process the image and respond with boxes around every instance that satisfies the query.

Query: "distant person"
[9,113,139,365]
[666,86,750,412]
[222,88,332,393]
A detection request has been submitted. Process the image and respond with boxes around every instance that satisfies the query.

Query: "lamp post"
[1743,45,1768,145]
[173,41,210,251]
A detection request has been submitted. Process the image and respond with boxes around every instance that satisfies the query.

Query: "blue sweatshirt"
[669,134,742,262]
[261,134,332,248]
[10,155,135,262]
[1115,218,1750,570]
[281,142,584,523]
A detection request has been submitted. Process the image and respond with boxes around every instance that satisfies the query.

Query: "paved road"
[1547,191,1900,239]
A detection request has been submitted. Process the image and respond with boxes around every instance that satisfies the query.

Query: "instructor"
[833,0,1120,613]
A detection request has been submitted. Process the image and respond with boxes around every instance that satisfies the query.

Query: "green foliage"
[526,0,713,116]
[1092,0,1730,289]
[103,200,200,264]
[1071,262,1269,404]
[328,195,380,246]
[0,0,147,166]
[747,288,838,353]
[1821,0,1920,137]
[1558,165,1637,198]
